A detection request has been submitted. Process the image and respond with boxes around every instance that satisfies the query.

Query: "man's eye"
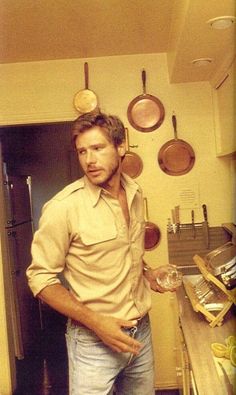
[77,149,86,155]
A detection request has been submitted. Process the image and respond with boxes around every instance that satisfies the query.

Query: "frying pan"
[121,128,143,178]
[157,114,195,176]
[143,197,161,250]
[73,62,98,113]
[127,69,165,132]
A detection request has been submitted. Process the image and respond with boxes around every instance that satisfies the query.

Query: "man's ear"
[117,141,126,158]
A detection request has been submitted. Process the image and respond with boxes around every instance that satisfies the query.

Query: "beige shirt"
[27,174,151,320]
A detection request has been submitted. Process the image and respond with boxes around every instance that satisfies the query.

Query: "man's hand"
[38,284,143,354]
[93,315,143,354]
[144,267,176,293]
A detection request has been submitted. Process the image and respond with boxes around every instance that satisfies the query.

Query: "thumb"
[119,319,138,328]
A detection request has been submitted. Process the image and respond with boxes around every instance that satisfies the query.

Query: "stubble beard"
[86,160,120,188]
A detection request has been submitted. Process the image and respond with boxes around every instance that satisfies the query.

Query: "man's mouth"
[87,168,103,175]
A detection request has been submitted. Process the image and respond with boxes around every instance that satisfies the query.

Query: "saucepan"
[73,62,98,113]
[127,69,165,132]
[121,128,143,178]
[157,114,195,176]
[144,197,161,250]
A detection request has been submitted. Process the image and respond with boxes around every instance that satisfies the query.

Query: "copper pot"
[73,62,98,113]
[144,197,161,250]
[121,128,143,178]
[158,114,195,176]
[127,69,165,133]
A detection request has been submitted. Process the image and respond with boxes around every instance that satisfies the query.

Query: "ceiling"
[0,0,235,83]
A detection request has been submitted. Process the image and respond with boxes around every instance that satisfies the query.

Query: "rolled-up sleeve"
[26,199,71,296]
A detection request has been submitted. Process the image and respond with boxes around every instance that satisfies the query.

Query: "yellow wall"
[0,53,234,391]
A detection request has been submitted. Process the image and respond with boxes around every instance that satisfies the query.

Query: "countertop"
[176,286,235,395]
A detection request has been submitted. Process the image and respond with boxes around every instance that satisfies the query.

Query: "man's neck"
[100,173,122,199]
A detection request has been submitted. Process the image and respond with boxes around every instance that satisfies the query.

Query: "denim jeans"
[65,314,155,395]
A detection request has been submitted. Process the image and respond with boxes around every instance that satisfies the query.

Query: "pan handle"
[144,197,149,222]
[172,113,178,140]
[142,69,147,95]
[124,128,130,151]
[84,62,89,89]
[125,128,138,151]
[202,204,208,222]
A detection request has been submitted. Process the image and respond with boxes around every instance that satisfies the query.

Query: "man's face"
[75,126,125,187]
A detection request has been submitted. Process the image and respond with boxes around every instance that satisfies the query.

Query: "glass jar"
[156,264,183,291]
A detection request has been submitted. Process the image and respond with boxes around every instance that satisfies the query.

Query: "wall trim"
[0,111,78,126]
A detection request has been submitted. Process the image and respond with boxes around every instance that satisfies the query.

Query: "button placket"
[103,195,128,237]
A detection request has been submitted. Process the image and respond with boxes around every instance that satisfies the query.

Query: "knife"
[218,362,234,395]
[191,209,196,239]
[202,204,210,249]
[175,205,180,237]
[171,209,176,233]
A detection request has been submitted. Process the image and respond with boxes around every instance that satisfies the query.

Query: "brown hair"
[72,112,125,147]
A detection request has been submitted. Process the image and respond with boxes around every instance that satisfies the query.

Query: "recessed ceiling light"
[191,58,213,67]
[207,16,236,29]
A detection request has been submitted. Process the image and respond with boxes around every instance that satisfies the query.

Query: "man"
[27,112,167,395]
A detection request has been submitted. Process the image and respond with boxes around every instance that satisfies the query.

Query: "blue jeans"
[65,314,155,395]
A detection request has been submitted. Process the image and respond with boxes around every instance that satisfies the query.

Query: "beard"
[85,158,120,188]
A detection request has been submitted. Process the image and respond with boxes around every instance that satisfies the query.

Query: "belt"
[133,313,148,325]
[70,313,148,328]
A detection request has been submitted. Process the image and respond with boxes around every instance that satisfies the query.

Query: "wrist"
[143,264,155,283]
[143,263,152,273]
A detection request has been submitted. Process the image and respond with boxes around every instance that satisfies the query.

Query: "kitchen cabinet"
[213,59,236,157]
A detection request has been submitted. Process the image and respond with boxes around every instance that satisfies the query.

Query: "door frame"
[0,142,17,394]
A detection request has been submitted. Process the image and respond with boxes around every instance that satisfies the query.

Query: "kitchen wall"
[0,53,234,392]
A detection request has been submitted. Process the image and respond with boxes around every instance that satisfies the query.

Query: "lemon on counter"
[230,346,236,367]
[211,343,228,358]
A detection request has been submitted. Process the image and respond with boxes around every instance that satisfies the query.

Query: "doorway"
[0,122,82,394]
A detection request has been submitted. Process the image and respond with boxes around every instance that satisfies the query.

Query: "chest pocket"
[80,224,117,246]
[79,210,117,246]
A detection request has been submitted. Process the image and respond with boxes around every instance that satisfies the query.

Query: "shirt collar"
[84,173,141,207]
[84,176,102,207]
[121,173,142,209]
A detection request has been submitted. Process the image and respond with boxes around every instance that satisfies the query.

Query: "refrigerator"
[3,170,41,359]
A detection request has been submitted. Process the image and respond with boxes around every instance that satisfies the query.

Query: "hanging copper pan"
[144,197,161,250]
[157,114,195,176]
[127,69,165,132]
[121,128,143,178]
[73,62,98,113]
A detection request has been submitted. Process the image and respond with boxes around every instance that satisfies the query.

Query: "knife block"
[167,226,231,271]
[184,254,236,327]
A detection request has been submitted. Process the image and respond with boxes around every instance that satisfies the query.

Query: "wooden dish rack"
[183,254,236,328]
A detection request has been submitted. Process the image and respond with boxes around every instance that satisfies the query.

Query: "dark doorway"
[1,122,82,394]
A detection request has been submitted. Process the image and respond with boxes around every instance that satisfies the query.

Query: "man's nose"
[86,150,96,164]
